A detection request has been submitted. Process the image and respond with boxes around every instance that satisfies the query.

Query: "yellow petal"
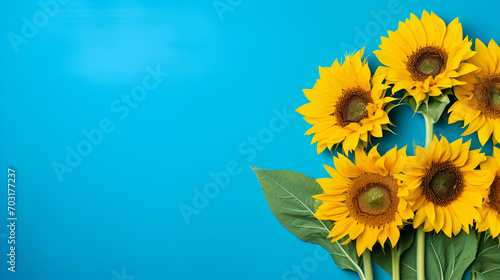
[424,202,436,225]
[388,223,400,247]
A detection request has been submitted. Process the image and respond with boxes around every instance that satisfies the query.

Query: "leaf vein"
[477,245,498,258]
[427,235,444,280]
[402,263,417,273]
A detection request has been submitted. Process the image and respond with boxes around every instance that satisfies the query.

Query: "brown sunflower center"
[407,46,448,81]
[346,172,398,227]
[334,87,373,127]
[423,161,464,206]
[358,184,391,215]
[488,176,500,212]
[474,74,500,119]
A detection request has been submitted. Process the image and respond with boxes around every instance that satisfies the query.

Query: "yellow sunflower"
[449,39,500,145]
[374,11,477,103]
[477,147,500,238]
[296,49,393,154]
[398,136,493,237]
[314,145,413,256]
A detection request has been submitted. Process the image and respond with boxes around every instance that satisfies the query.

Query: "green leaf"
[382,102,398,134]
[473,233,500,280]
[251,167,364,279]
[426,94,450,123]
[381,124,396,135]
[372,227,415,277]
[425,230,476,280]
[400,239,417,278]
[398,230,477,280]
[401,88,452,123]
[384,102,399,115]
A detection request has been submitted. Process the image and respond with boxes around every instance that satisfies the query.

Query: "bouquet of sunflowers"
[253,11,500,280]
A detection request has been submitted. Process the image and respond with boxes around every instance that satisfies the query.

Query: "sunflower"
[374,11,477,103]
[398,136,493,237]
[449,39,500,145]
[314,145,413,256]
[477,147,500,238]
[296,49,394,154]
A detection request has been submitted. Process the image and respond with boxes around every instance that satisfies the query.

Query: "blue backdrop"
[0,0,495,279]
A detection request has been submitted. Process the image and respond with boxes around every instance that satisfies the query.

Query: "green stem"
[416,112,433,280]
[392,245,400,280]
[417,226,425,280]
[363,250,373,280]
[422,112,434,149]
[471,232,484,280]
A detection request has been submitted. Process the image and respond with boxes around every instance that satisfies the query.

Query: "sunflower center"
[358,184,391,215]
[407,46,448,81]
[417,54,442,76]
[492,85,500,106]
[474,75,500,118]
[423,161,464,206]
[346,172,398,227]
[429,170,457,198]
[334,87,373,127]
[344,95,368,122]
[488,176,500,212]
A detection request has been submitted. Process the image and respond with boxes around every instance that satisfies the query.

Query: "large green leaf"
[425,230,477,280]
[473,233,500,280]
[372,227,415,278]
[397,230,477,280]
[251,167,364,279]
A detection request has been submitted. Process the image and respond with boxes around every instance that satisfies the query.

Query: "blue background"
[0,0,495,279]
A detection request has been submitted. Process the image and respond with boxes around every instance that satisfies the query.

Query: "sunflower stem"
[392,245,400,280]
[416,113,433,280]
[422,112,434,149]
[471,261,476,280]
[416,223,425,280]
[363,250,373,280]
[471,231,484,280]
